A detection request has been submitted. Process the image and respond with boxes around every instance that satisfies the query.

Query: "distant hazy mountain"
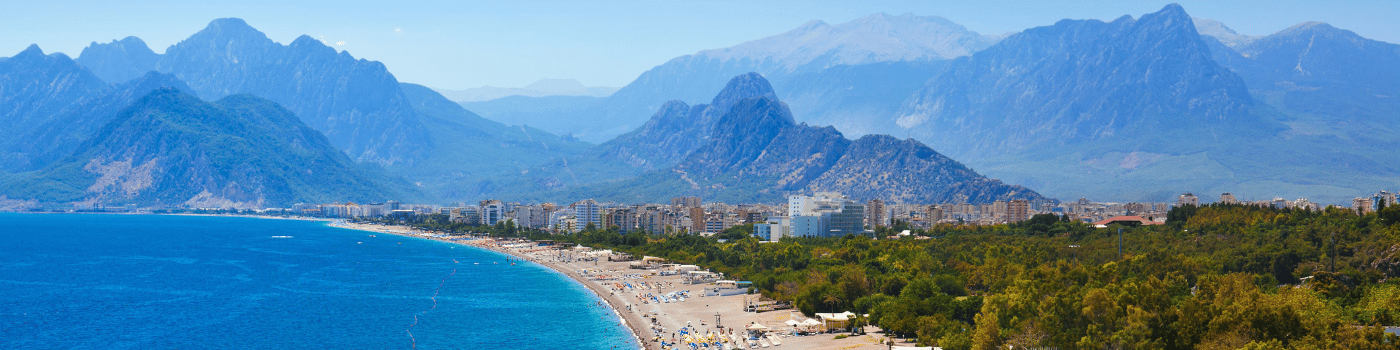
[477,12,999,142]
[0,89,413,208]
[17,72,194,170]
[0,45,111,170]
[596,73,777,172]
[74,18,430,165]
[898,4,1259,159]
[63,18,592,203]
[544,73,1045,204]
[392,83,591,200]
[882,5,1400,204]
[74,36,160,84]
[1217,21,1400,128]
[1192,17,1258,47]
[434,79,618,102]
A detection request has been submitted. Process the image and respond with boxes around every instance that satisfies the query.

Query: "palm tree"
[823,294,841,314]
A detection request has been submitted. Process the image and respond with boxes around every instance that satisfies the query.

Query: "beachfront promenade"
[336,222,910,350]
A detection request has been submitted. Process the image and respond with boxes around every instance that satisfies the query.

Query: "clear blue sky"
[4,0,1395,89]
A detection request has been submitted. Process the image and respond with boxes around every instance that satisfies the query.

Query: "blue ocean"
[0,213,638,349]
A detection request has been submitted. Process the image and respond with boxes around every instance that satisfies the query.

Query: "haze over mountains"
[2,3,1397,208]
[463,12,999,141]
[432,79,618,102]
[461,4,1399,204]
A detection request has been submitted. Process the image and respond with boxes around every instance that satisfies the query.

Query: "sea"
[0,213,639,349]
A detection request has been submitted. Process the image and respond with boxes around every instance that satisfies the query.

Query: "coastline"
[327,221,655,350]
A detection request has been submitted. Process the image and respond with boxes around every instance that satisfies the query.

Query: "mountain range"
[5,3,1397,208]
[462,12,999,142]
[467,3,1400,204]
[888,4,1399,203]
[512,74,1045,204]
[0,20,594,208]
[0,88,412,208]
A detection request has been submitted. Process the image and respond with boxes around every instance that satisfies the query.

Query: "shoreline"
[328,221,656,350]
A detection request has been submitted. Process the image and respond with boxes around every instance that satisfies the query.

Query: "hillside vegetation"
[527,204,1400,349]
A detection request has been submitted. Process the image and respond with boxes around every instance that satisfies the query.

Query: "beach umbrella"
[801,319,822,326]
[784,319,800,326]
[746,323,769,331]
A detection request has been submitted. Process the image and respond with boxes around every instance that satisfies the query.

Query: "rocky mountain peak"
[13,44,52,61]
[77,36,160,83]
[709,72,777,113]
[1193,17,1259,47]
[288,35,341,57]
[1280,21,1334,34]
[695,12,998,73]
[167,18,276,61]
[198,18,266,41]
[896,3,1254,159]
[791,20,830,33]
[1135,4,1200,37]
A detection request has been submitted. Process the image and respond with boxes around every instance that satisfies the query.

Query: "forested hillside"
[541,204,1400,349]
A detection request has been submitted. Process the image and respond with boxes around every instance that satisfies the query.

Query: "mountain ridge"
[0,88,413,208]
[545,73,1046,204]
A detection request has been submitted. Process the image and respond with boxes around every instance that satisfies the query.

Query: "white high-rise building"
[572,199,602,229]
[1177,193,1200,207]
[479,200,505,226]
[784,192,865,238]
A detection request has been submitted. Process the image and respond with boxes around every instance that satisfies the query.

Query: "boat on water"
[271,236,293,238]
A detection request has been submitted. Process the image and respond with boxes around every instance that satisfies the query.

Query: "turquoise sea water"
[0,213,638,349]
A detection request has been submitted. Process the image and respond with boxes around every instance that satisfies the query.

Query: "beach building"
[549,211,579,233]
[572,199,603,229]
[780,192,866,238]
[1376,191,1396,210]
[1220,193,1238,204]
[684,206,705,233]
[1007,199,1030,223]
[754,216,791,241]
[704,280,753,296]
[510,204,553,229]
[449,206,482,225]
[864,199,885,228]
[1177,193,1200,207]
[479,200,505,226]
[671,196,702,208]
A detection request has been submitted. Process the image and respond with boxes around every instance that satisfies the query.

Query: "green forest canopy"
[396,203,1400,349]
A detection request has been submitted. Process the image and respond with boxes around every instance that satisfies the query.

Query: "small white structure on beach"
[683,270,720,284]
[705,280,752,296]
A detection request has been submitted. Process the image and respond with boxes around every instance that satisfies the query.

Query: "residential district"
[249,190,1400,240]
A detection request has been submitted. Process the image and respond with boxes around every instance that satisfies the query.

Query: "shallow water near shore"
[0,213,638,349]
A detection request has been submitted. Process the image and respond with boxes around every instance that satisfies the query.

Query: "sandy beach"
[331,222,918,350]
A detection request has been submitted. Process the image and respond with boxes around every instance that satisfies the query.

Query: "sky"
[3,0,1396,89]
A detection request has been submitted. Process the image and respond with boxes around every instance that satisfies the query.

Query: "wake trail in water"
[408,259,458,349]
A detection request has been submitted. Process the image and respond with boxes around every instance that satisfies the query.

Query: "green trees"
[399,203,1400,348]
